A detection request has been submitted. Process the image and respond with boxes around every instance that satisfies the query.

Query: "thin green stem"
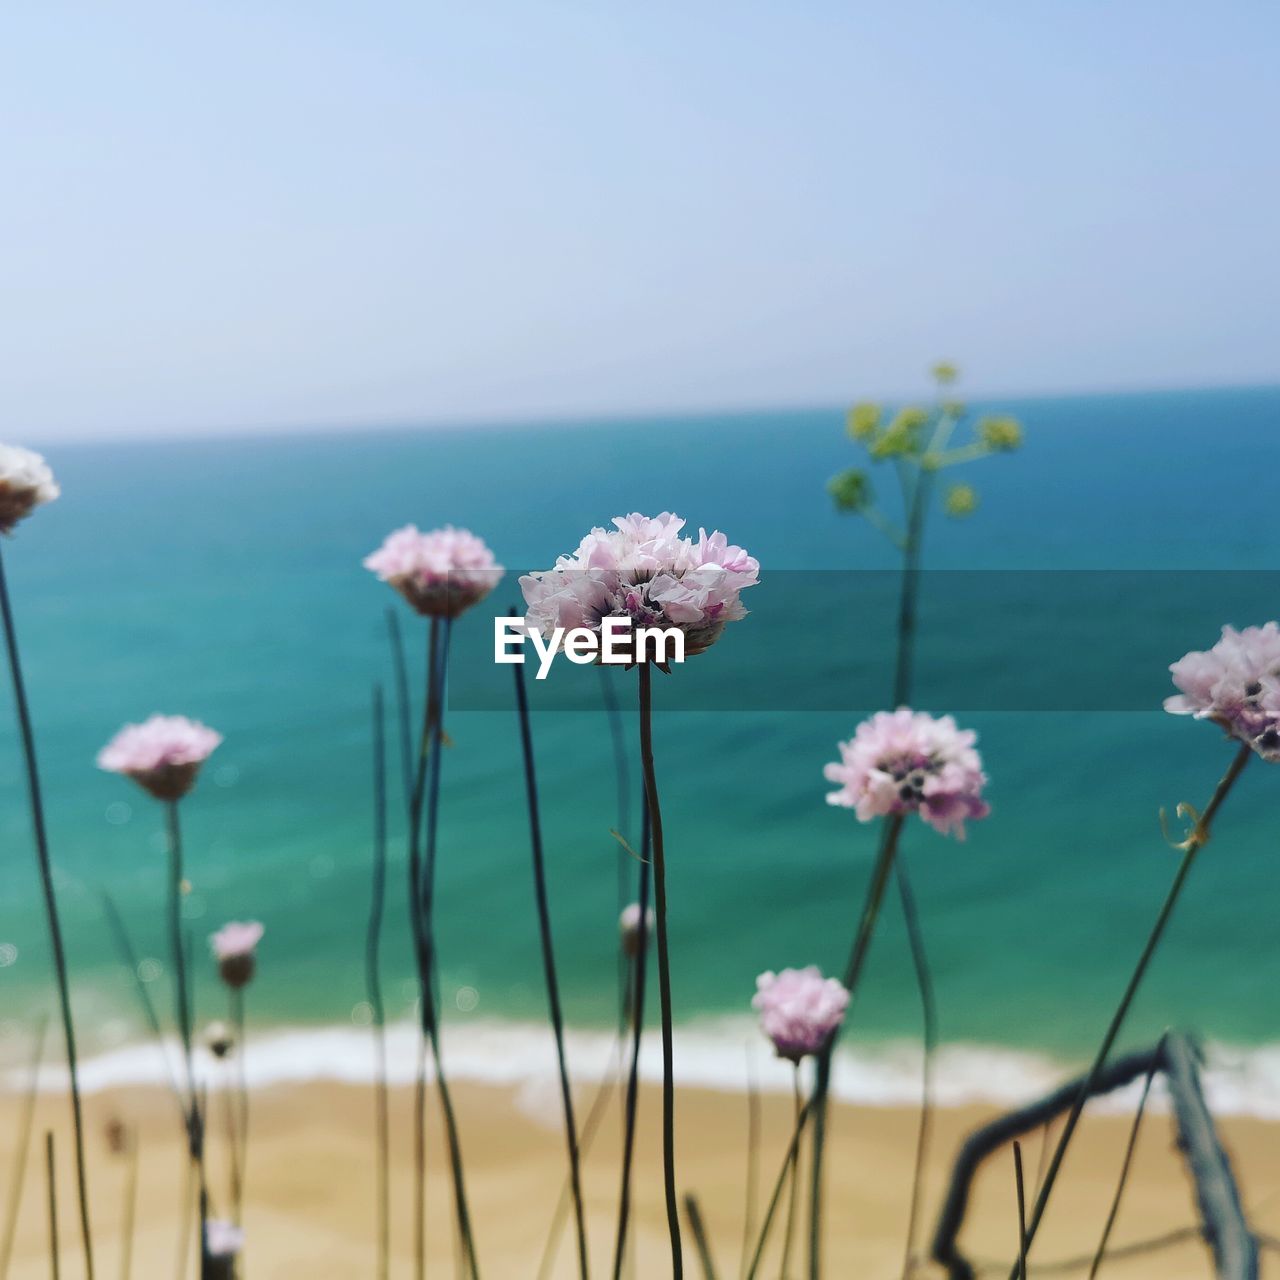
[638,662,684,1278]
[807,815,905,1277]
[779,1069,803,1279]
[537,1033,626,1280]
[745,1101,814,1280]
[611,799,651,1280]
[0,1019,48,1279]
[685,1195,719,1280]
[1010,743,1252,1278]
[230,987,248,1225]
[739,1050,761,1280]
[409,618,480,1279]
[101,894,186,1123]
[119,1133,138,1280]
[366,685,391,1280]
[895,859,936,1280]
[1087,1039,1164,1280]
[1013,1142,1028,1280]
[0,544,94,1279]
[45,1133,59,1280]
[513,640,589,1279]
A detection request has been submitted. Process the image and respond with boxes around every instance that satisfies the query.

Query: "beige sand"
[2,1077,1277,1278]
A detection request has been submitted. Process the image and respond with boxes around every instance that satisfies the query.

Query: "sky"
[2,1,1278,442]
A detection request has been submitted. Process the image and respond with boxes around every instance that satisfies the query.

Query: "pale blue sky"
[3,2,1277,440]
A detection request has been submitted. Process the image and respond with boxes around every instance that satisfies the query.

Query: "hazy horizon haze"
[3,1,1277,442]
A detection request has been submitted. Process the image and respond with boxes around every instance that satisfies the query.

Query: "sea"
[2,384,1278,1114]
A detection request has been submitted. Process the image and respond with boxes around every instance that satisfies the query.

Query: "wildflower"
[97,715,222,801]
[204,1020,235,1059]
[364,524,502,618]
[825,707,991,839]
[846,403,881,441]
[211,921,264,989]
[619,902,654,958]
[931,361,959,386]
[827,468,872,513]
[520,512,759,658]
[205,1219,244,1258]
[1165,623,1280,761]
[978,416,1023,451]
[0,444,59,533]
[753,966,849,1062]
[944,483,979,517]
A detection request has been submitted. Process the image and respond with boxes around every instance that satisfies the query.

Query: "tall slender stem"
[1010,743,1252,1277]
[514,645,589,1279]
[745,1102,814,1280]
[167,804,200,1142]
[637,662,683,1278]
[739,1050,761,1280]
[0,545,94,1279]
[406,618,439,1280]
[1087,1040,1163,1280]
[611,800,651,1280]
[807,815,905,1276]
[599,666,633,1036]
[119,1133,138,1280]
[895,861,936,1280]
[45,1133,59,1280]
[366,685,391,1280]
[1013,1142,1028,1280]
[779,1068,803,1279]
[0,1019,48,1280]
[230,987,248,1225]
[407,617,480,1279]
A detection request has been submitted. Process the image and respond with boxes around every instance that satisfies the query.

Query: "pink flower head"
[96,715,222,801]
[1165,623,1280,761]
[364,524,502,619]
[211,921,263,989]
[825,707,991,839]
[753,966,849,1062]
[519,512,759,658]
[0,445,59,534]
[618,901,654,957]
[205,1219,244,1259]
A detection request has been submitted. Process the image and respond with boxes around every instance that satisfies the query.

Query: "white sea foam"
[17,1018,1280,1121]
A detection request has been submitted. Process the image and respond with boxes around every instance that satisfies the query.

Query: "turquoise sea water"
[1,386,1278,1084]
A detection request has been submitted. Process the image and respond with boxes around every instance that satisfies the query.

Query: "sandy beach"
[2,1076,1276,1278]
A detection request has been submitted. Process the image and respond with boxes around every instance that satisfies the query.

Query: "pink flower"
[1165,624,1280,761]
[97,715,222,801]
[211,921,263,989]
[0,444,59,533]
[520,512,759,657]
[364,524,502,619]
[753,966,849,1062]
[825,708,991,839]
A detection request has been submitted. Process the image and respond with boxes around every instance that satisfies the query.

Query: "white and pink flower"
[753,966,849,1062]
[1165,624,1280,761]
[825,708,990,839]
[211,920,264,989]
[97,715,222,801]
[364,524,502,619]
[204,1219,244,1258]
[520,512,759,657]
[0,444,59,533]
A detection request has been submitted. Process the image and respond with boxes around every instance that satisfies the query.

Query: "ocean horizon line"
[21,377,1280,451]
